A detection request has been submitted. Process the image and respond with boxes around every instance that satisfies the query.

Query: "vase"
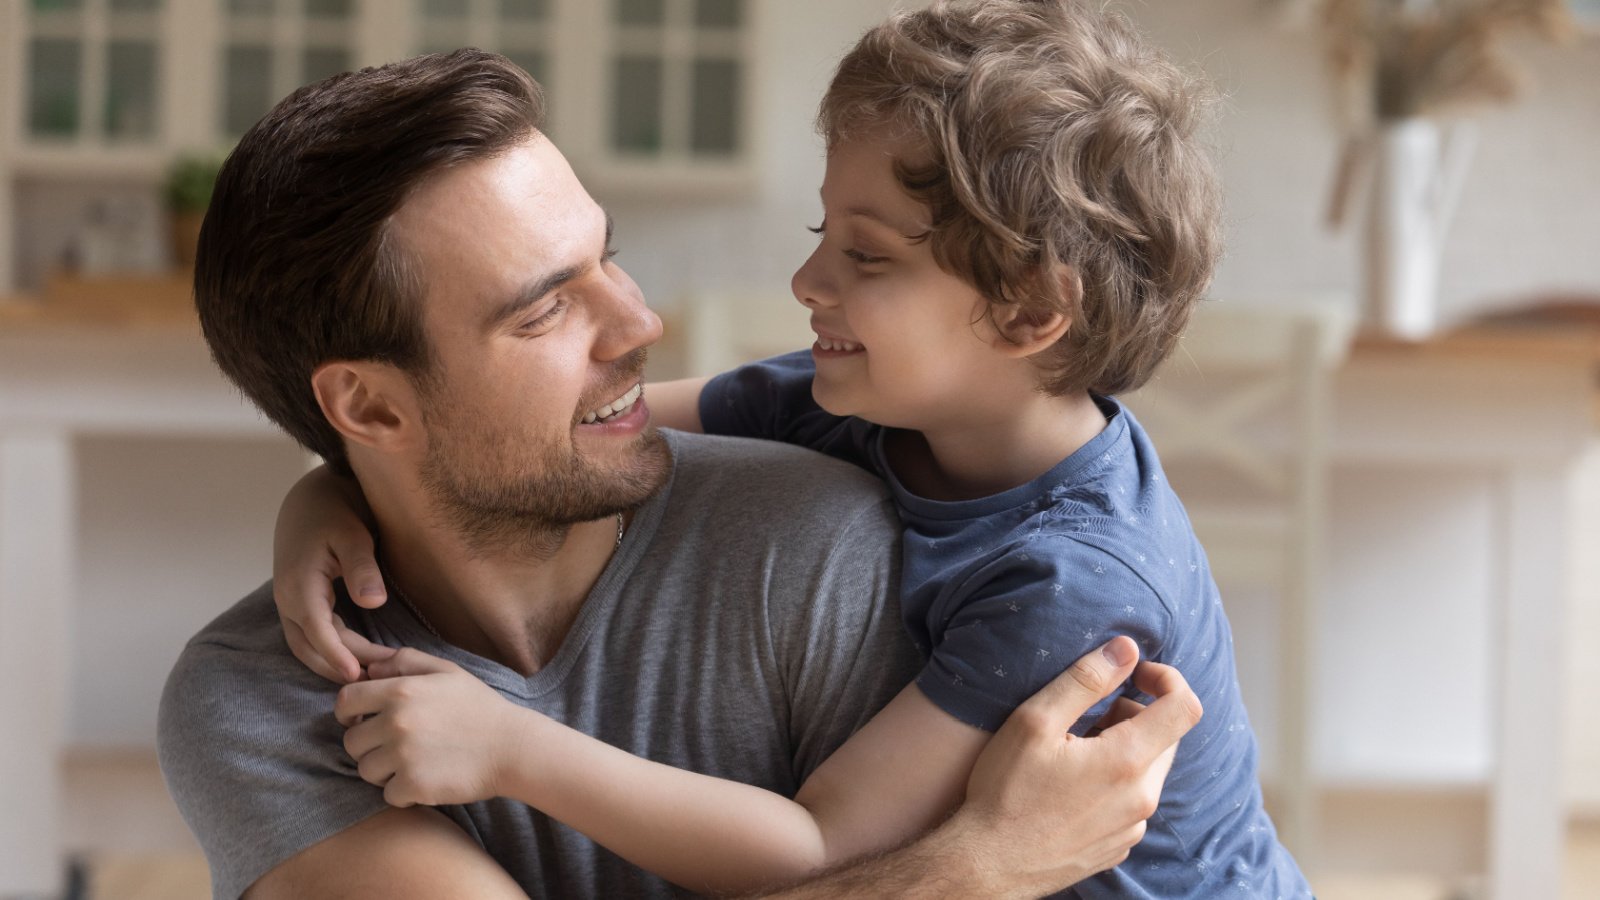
[1363,118,1475,341]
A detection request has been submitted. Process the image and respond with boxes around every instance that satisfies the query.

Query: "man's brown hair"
[195,49,544,474]
[819,0,1223,396]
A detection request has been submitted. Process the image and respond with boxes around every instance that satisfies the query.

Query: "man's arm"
[245,807,527,900]
[765,652,1203,899]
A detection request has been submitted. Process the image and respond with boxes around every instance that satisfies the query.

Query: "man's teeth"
[582,383,643,424]
[816,337,862,352]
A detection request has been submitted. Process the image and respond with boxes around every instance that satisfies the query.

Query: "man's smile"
[581,382,644,424]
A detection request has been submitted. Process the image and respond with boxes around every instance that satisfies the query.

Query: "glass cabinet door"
[26,0,163,143]
[610,0,744,160]
[221,0,356,138]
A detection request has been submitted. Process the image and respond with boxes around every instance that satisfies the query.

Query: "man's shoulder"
[176,580,294,658]
[158,582,383,899]
[665,429,890,514]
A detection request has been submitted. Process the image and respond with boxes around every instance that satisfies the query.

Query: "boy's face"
[792,135,1016,433]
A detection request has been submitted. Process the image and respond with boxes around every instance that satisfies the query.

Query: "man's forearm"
[757,811,1045,900]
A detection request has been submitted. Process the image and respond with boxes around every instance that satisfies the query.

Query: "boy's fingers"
[284,619,351,684]
[334,620,398,666]
[335,679,394,727]
[1020,636,1141,733]
[330,529,387,609]
[366,647,458,680]
[302,612,362,683]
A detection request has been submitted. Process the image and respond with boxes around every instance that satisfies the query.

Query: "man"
[159,49,1200,898]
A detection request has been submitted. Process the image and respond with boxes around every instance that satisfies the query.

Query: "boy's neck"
[886,390,1107,502]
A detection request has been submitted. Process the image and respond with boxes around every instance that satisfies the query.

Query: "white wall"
[71,435,308,747]
[612,0,1599,345]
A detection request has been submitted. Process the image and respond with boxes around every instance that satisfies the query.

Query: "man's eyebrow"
[483,211,615,329]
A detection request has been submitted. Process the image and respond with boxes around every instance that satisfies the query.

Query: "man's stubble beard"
[415,359,670,559]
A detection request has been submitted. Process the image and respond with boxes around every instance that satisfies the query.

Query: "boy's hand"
[336,649,528,809]
[273,465,392,683]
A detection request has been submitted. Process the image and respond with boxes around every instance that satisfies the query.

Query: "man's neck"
[374,510,625,676]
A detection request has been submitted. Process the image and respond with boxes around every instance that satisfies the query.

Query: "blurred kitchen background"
[1,1,1598,898]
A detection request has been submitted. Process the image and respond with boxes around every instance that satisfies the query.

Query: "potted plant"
[164,153,223,268]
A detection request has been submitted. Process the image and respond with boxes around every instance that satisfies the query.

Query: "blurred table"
[0,273,278,897]
[1335,307,1597,899]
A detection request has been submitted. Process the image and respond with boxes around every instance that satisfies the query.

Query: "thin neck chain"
[391,511,625,641]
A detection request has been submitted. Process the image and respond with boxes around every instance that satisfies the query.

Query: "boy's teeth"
[818,337,862,352]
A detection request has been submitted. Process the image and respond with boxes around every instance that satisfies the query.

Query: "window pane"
[616,0,663,26]
[694,0,740,28]
[612,55,662,153]
[105,39,159,139]
[421,0,468,18]
[28,38,80,138]
[109,0,162,11]
[691,58,738,155]
[227,0,275,13]
[224,43,274,135]
[305,0,352,19]
[500,0,546,19]
[302,46,350,85]
[504,49,546,87]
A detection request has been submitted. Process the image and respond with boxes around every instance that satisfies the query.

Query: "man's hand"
[336,649,530,808]
[943,636,1202,896]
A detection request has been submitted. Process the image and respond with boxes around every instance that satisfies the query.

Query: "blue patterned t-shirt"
[700,351,1310,899]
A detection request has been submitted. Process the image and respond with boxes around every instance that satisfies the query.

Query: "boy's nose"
[791,252,836,310]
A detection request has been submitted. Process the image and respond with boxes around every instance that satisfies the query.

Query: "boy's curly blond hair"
[819,0,1223,396]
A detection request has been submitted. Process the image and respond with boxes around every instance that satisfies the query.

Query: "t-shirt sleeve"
[698,351,879,472]
[915,539,1173,734]
[157,636,391,899]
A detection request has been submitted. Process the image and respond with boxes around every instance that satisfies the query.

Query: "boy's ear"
[990,265,1080,357]
[310,360,419,453]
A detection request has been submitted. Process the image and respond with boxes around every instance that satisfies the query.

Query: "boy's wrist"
[492,705,549,805]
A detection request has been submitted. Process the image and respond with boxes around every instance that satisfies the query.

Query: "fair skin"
[269,131,1188,896]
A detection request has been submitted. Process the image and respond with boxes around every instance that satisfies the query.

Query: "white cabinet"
[0,0,759,292]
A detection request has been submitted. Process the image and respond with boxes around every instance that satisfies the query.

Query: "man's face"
[388,135,669,551]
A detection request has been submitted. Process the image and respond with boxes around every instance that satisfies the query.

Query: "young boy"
[277,1,1311,896]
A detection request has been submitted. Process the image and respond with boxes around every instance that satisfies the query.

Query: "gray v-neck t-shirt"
[158,430,919,899]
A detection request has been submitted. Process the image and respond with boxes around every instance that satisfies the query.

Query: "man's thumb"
[1027,636,1140,728]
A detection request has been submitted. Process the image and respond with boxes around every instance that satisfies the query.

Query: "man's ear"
[989,265,1079,358]
[310,361,418,453]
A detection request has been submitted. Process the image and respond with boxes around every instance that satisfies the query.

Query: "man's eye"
[806,221,825,235]
[522,297,568,330]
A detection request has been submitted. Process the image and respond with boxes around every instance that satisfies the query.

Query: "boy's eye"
[806,221,825,235]
[603,245,620,262]
[844,248,887,265]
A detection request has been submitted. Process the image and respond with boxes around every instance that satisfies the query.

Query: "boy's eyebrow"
[484,212,615,329]
[843,205,928,240]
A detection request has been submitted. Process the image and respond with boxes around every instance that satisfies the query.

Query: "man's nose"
[596,269,662,360]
